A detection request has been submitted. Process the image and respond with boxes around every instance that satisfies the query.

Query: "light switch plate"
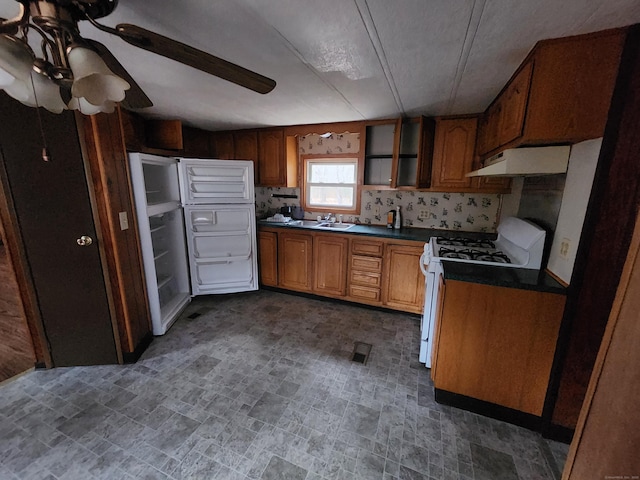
[119,211,129,230]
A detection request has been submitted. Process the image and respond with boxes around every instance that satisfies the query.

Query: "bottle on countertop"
[387,210,395,229]
[394,206,402,229]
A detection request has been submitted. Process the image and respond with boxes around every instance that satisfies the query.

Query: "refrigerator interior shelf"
[150,224,167,234]
[154,250,169,261]
[157,274,174,289]
[147,201,181,217]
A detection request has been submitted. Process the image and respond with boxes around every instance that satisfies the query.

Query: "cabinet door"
[211,132,235,159]
[258,231,278,286]
[499,61,533,146]
[431,117,478,190]
[382,244,425,314]
[432,280,565,415]
[233,130,258,171]
[476,103,501,156]
[278,232,313,292]
[258,129,285,186]
[182,127,212,157]
[313,234,348,296]
[524,29,625,144]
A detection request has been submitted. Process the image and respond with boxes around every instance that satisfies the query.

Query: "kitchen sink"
[313,222,355,231]
[287,220,322,227]
[284,220,356,230]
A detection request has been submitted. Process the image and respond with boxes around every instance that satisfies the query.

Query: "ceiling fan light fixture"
[68,95,115,115]
[0,34,34,86]
[28,69,67,113]
[67,44,130,105]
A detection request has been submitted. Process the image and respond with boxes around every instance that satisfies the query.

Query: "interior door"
[0,94,117,366]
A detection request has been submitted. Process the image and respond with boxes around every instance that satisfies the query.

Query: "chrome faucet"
[324,213,333,221]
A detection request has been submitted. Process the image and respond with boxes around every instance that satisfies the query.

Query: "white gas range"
[419,217,547,367]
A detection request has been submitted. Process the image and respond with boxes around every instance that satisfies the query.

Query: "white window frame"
[301,155,360,214]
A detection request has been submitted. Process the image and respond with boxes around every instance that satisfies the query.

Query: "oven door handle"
[419,252,429,276]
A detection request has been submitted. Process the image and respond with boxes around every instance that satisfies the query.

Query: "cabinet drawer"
[351,239,384,257]
[350,255,383,272]
[350,270,382,288]
[349,285,381,302]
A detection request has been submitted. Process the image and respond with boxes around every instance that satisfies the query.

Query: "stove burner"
[436,236,495,249]
[438,247,512,264]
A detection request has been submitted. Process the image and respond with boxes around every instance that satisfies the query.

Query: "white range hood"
[467,145,571,177]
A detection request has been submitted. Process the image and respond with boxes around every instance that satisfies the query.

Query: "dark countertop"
[257,220,495,243]
[442,260,566,294]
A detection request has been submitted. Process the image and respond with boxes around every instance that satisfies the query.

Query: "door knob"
[76,235,93,246]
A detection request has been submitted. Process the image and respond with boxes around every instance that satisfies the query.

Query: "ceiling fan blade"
[114,23,276,95]
[86,39,153,109]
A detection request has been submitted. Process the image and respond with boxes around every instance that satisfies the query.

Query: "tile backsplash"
[256,187,501,233]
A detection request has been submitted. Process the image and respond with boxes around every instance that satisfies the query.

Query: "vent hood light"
[467,146,571,177]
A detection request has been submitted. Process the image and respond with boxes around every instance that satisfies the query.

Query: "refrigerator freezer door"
[179,159,255,204]
[184,205,258,295]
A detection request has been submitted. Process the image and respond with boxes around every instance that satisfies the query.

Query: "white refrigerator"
[129,155,258,335]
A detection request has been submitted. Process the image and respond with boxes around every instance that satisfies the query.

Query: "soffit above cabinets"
[1,0,639,131]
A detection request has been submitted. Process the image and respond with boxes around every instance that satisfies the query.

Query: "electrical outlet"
[559,238,571,260]
[419,209,430,219]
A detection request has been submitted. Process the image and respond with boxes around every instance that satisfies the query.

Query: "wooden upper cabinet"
[258,129,286,186]
[182,126,212,157]
[211,132,235,159]
[477,27,626,159]
[524,28,625,145]
[476,61,532,157]
[430,116,478,190]
[363,117,434,189]
[499,60,533,146]
[234,130,258,162]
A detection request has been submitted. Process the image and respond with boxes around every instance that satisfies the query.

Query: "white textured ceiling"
[3,0,640,131]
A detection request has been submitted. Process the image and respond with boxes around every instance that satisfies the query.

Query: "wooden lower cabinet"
[259,228,425,314]
[258,231,278,287]
[348,238,385,305]
[313,234,348,297]
[432,279,565,416]
[278,232,313,292]
[382,243,426,314]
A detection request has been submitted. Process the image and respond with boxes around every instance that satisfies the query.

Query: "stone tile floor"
[0,290,569,479]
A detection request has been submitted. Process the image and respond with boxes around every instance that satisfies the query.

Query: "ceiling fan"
[0,0,276,113]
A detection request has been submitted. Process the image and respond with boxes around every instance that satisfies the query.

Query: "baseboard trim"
[541,423,574,444]
[435,388,542,431]
[122,332,153,364]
